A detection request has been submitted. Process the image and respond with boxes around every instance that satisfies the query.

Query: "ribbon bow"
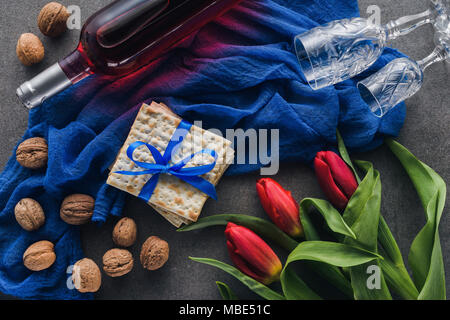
[115,120,218,201]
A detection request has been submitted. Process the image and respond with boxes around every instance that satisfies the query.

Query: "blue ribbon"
[114,120,218,201]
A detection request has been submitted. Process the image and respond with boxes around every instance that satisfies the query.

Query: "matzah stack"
[107,102,234,227]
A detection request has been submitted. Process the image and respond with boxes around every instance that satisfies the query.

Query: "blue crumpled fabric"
[0,0,406,299]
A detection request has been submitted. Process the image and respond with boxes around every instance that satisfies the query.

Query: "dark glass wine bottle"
[17,0,242,109]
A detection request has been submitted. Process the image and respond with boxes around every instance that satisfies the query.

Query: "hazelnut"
[72,258,101,293]
[16,33,45,66]
[140,236,169,271]
[14,198,45,231]
[112,217,137,247]
[102,249,134,277]
[23,240,56,271]
[16,137,48,169]
[38,2,70,37]
[60,194,95,225]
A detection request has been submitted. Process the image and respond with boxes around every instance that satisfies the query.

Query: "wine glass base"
[430,0,450,58]
[434,32,450,56]
[431,0,450,35]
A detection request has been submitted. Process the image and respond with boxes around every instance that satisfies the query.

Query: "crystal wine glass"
[357,39,449,117]
[294,0,449,90]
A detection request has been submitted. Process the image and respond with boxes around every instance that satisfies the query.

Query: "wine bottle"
[17,0,242,109]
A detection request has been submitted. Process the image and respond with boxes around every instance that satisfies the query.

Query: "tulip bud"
[256,178,303,238]
[225,223,282,285]
[314,151,358,210]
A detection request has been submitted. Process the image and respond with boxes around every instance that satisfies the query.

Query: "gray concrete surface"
[0,0,448,300]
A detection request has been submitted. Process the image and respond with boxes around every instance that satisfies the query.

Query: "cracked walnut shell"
[140,236,169,271]
[38,2,70,37]
[15,198,45,231]
[16,137,48,169]
[103,249,134,277]
[23,240,56,271]
[112,217,137,247]
[72,258,101,293]
[60,194,95,225]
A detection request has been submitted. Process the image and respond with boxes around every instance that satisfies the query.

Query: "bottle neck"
[16,49,93,109]
[59,48,93,84]
[16,63,73,109]
[385,9,436,40]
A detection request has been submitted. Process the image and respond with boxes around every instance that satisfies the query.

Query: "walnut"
[102,249,134,277]
[140,236,169,271]
[38,2,70,37]
[14,198,45,231]
[60,194,95,225]
[23,240,56,271]
[16,137,48,169]
[16,33,45,66]
[72,258,101,293]
[112,217,137,247]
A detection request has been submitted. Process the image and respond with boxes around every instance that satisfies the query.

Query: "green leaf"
[299,199,355,298]
[337,132,418,299]
[303,261,354,298]
[178,214,298,252]
[190,257,285,300]
[300,198,356,239]
[281,241,381,300]
[377,217,419,300]
[280,267,322,300]
[216,281,238,300]
[387,139,446,300]
[343,163,392,300]
[337,130,361,183]
[377,216,404,267]
[347,183,380,252]
[342,160,375,227]
[285,241,382,267]
[377,257,419,300]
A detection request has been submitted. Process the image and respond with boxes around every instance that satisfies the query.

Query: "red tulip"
[225,223,282,285]
[256,178,303,238]
[314,151,358,210]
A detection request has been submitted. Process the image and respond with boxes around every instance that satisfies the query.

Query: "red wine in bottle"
[17,0,242,109]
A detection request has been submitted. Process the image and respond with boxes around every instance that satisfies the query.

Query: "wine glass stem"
[418,45,448,71]
[385,9,435,40]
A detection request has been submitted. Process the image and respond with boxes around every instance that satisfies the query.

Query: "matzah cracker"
[152,155,234,227]
[107,102,234,225]
[151,204,191,228]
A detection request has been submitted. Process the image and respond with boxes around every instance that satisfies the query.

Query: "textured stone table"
[0,0,448,300]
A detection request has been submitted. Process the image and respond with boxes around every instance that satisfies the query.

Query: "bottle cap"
[16,63,72,109]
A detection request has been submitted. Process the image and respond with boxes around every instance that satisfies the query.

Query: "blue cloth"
[0,0,406,299]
